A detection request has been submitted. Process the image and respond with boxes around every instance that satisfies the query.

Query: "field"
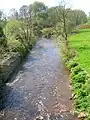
[69,29,90,73]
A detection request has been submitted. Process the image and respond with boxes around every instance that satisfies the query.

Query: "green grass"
[69,29,90,73]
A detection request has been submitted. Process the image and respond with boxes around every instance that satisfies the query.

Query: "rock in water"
[35,115,44,120]
[78,112,88,119]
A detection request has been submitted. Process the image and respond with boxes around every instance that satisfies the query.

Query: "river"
[0,39,77,120]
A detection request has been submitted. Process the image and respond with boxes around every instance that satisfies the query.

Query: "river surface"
[0,39,77,120]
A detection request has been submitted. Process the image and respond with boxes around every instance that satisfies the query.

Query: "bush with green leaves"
[5,20,22,38]
[41,28,53,38]
[66,58,90,117]
[71,66,83,75]
[75,96,87,112]
[8,38,27,57]
[65,59,78,70]
[72,82,82,90]
[5,19,36,57]
[72,71,88,84]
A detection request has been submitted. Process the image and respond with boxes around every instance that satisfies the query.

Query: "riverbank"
[64,29,90,119]
[0,37,36,86]
[69,29,90,73]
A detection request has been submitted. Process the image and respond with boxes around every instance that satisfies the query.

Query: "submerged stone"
[35,115,44,120]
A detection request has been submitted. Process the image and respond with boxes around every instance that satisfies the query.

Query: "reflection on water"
[0,39,77,120]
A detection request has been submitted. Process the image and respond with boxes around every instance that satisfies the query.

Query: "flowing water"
[0,39,77,120]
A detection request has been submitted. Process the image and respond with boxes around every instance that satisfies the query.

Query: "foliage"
[72,10,87,25]
[71,71,87,84]
[5,19,36,52]
[9,8,19,20]
[19,5,29,19]
[47,7,60,27]
[41,28,53,38]
[31,1,47,16]
[32,21,42,37]
[0,27,7,48]
[71,66,83,75]
[65,60,78,70]
[5,20,21,37]
[66,28,90,119]
[66,58,90,117]
[8,38,27,57]
[69,29,90,73]
[52,5,87,46]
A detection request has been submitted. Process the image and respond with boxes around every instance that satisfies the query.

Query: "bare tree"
[56,0,72,46]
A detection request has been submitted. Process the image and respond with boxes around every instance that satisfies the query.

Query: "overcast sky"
[0,0,90,15]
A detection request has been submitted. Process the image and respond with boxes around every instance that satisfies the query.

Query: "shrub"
[73,83,82,90]
[8,38,27,57]
[5,20,22,38]
[41,28,53,38]
[72,71,87,84]
[86,95,90,109]
[75,97,87,111]
[66,59,90,118]
[76,88,86,98]
[83,79,90,95]
[68,49,76,59]
[71,66,83,75]
[66,60,78,70]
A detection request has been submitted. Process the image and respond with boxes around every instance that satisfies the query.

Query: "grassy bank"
[65,28,90,119]
[69,29,90,73]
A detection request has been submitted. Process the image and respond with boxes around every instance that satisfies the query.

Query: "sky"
[0,0,90,15]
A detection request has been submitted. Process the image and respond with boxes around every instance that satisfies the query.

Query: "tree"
[0,27,7,48]
[31,1,47,17]
[5,20,29,51]
[9,8,19,20]
[72,9,87,25]
[19,5,33,43]
[48,7,60,27]
[55,2,69,45]
[19,5,29,19]
[28,2,48,36]
[0,11,7,29]
[0,10,3,20]
[36,12,49,27]
[53,1,79,46]
[0,10,7,48]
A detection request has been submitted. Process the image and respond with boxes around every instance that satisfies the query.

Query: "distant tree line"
[0,1,88,51]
